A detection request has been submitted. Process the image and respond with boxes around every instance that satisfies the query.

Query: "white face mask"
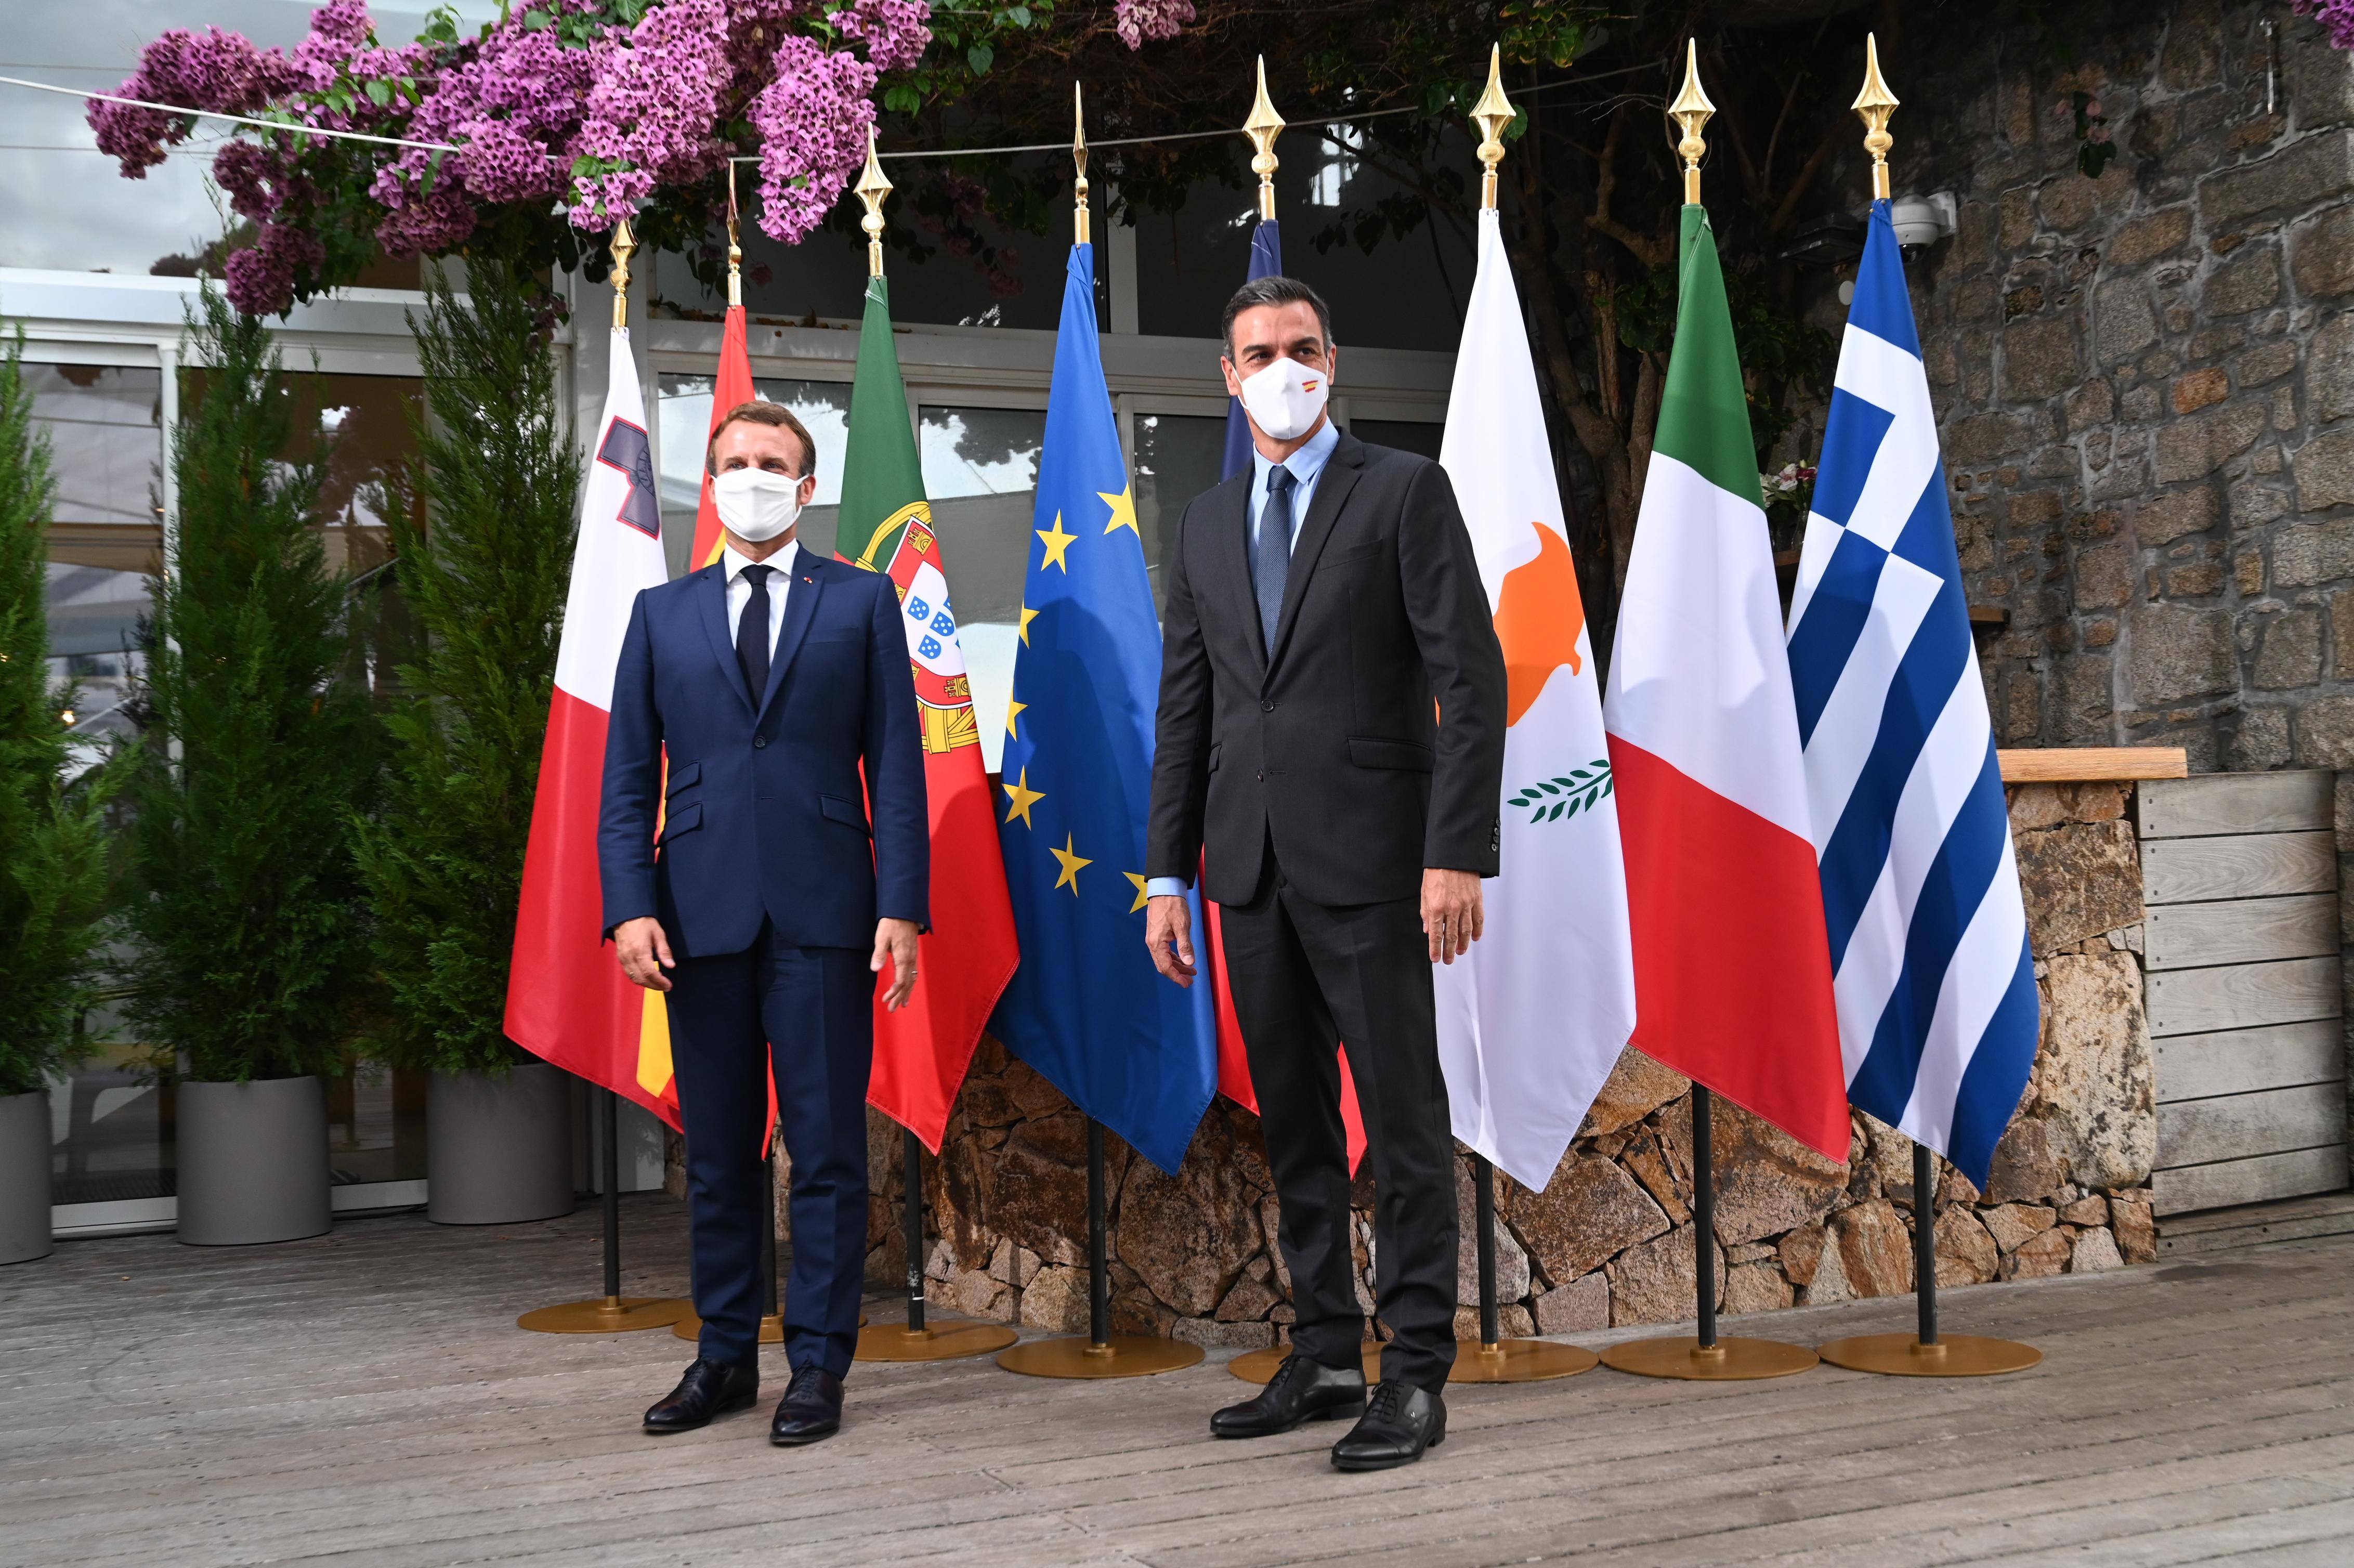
[712,467,805,543]
[1237,355,1331,441]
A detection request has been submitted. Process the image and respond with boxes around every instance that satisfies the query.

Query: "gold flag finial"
[1853,33,1900,202]
[609,216,636,330]
[855,125,892,278]
[724,161,742,309]
[1244,56,1285,223]
[1073,81,1091,245]
[1470,43,1516,213]
[1668,39,1715,205]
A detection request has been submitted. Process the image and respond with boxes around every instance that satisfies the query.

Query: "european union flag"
[990,242,1218,1175]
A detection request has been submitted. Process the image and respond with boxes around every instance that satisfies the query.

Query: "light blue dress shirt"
[1146,416,1342,899]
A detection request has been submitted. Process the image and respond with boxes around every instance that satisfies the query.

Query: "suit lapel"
[1265,435,1365,677]
[694,564,755,713]
[756,553,825,722]
[1209,475,1265,681]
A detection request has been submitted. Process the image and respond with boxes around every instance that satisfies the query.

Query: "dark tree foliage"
[354,262,578,1078]
[0,333,121,1098]
[126,290,377,1084]
[877,1,1915,648]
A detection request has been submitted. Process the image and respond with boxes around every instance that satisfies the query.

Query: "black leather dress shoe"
[1211,1352,1368,1439]
[643,1358,759,1435]
[769,1367,845,1446]
[1330,1379,1446,1471]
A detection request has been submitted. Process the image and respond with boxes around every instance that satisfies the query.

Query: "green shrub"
[355,261,576,1077]
[0,332,120,1099]
[125,290,377,1083]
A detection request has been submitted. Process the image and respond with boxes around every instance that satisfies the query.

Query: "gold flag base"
[672,1310,868,1343]
[998,1335,1206,1379]
[1450,1338,1600,1382]
[517,1295,688,1335]
[1230,1337,1596,1384]
[1816,1332,2041,1377]
[856,1319,1019,1363]
[1599,1335,1818,1381]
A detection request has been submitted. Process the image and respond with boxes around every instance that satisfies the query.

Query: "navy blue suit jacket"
[598,550,928,957]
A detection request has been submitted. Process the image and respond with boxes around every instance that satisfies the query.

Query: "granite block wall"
[1887,1,2354,776]
[837,782,2159,1342]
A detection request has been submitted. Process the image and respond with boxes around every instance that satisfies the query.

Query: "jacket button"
[1261,699,1275,712]
[753,735,768,749]
[1255,769,1264,781]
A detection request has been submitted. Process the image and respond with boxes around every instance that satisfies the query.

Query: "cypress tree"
[127,290,377,1083]
[0,332,119,1098]
[355,261,576,1076]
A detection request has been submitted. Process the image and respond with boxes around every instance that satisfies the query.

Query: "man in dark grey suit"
[1143,275,1507,1471]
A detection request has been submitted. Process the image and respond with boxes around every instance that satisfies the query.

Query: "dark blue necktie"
[1254,465,1297,652]
[736,563,774,700]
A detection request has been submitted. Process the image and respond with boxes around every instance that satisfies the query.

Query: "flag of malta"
[506,326,681,1127]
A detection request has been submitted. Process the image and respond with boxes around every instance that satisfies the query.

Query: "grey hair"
[1220,275,1334,361]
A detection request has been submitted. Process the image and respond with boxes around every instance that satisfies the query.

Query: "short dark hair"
[707,398,817,478]
[1221,276,1333,361]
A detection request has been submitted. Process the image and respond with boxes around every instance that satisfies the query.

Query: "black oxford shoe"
[1211,1352,1368,1439]
[1330,1379,1446,1471]
[769,1367,845,1446]
[643,1358,759,1435]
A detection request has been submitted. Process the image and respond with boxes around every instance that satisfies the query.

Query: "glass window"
[1132,412,1228,611]
[328,1068,427,1186]
[650,154,1105,333]
[1128,132,1479,351]
[1350,417,1445,461]
[49,1014,168,1209]
[33,361,164,737]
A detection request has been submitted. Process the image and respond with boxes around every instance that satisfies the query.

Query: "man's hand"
[614,917,675,991]
[1421,868,1484,964]
[1145,894,1197,988]
[873,918,921,1011]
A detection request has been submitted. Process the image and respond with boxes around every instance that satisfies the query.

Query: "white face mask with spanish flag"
[1238,354,1331,441]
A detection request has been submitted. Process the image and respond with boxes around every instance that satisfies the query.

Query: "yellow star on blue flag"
[989,238,1217,1176]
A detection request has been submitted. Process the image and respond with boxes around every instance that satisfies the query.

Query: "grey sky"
[1,1,503,275]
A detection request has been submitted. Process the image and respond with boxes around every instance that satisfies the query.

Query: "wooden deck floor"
[6,1194,2353,1567]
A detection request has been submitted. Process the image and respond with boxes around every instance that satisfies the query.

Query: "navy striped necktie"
[1255,465,1297,651]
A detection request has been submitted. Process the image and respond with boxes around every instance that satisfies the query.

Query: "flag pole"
[516,1083,688,1332]
[999,1117,1202,1376]
[1803,36,2038,1382]
[516,225,689,1336]
[1585,50,1815,1382]
[1818,1136,2039,1375]
[1430,46,1600,1389]
[991,83,1201,1383]
[840,123,1013,1366]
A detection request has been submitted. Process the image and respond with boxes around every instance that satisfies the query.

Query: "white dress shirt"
[1146,415,1342,899]
[723,537,799,660]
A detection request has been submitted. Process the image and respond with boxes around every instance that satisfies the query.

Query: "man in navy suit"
[600,400,927,1446]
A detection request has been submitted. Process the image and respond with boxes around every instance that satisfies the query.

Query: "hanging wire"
[0,74,463,152]
[5,59,1654,168]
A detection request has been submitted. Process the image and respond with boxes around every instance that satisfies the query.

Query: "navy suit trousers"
[666,922,872,1376]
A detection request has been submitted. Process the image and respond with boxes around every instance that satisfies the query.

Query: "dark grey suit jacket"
[1145,431,1507,908]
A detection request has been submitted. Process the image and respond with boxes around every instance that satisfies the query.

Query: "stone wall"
[1885,1,2354,777]
[841,780,2159,1343]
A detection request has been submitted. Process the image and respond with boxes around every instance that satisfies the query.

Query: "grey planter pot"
[176,1076,331,1246]
[0,1089,52,1265]
[427,1063,575,1225]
